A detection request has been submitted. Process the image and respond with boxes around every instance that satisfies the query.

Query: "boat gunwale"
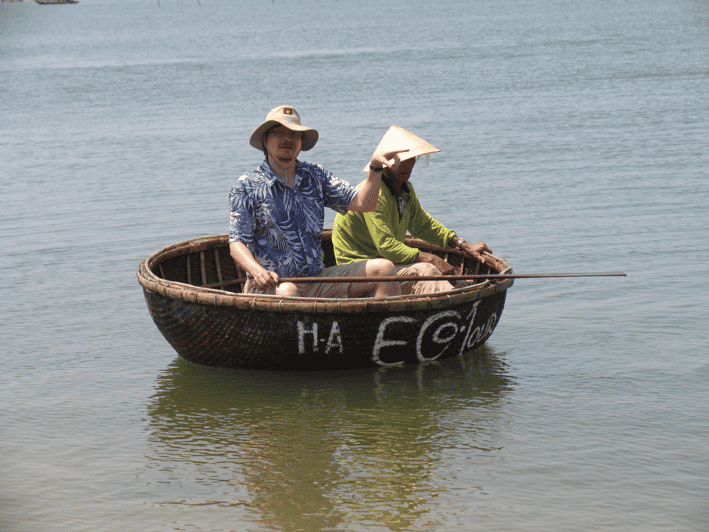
[137,234,513,314]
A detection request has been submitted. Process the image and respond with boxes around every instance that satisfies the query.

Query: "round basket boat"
[137,230,513,370]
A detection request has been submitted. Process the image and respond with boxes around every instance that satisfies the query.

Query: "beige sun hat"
[250,105,319,152]
[363,125,441,171]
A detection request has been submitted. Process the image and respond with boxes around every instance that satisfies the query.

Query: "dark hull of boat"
[137,233,512,370]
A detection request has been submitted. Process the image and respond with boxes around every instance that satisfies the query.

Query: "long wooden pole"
[204,272,626,289]
[269,272,627,283]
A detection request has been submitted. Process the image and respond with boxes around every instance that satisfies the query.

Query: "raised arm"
[348,149,408,212]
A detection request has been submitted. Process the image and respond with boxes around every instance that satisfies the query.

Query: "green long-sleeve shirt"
[333,180,456,264]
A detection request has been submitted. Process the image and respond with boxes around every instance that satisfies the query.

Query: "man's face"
[263,125,302,166]
[388,157,417,185]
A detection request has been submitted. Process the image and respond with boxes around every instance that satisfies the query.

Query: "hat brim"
[362,125,440,171]
[250,120,319,152]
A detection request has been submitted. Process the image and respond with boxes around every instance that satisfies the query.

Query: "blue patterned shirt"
[229,158,358,277]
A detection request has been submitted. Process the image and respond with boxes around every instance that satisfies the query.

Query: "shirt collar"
[382,171,409,197]
[259,157,304,188]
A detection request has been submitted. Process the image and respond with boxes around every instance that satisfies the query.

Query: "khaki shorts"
[395,262,458,294]
[243,262,368,298]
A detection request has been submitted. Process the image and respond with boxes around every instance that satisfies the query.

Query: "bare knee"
[275,282,299,297]
[363,259,400,298]
[365,258,396,277]
[417,262,441,276]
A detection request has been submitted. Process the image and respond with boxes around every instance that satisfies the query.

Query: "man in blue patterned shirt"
[229,105,404,298]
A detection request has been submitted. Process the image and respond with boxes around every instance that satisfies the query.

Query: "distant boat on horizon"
[36,0,79,4]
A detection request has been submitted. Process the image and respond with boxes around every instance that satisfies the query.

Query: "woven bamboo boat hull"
[137,231,513,370]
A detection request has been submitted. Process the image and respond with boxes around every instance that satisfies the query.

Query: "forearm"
[415,250,456,275]
[448,235,462,249]
[229,241,268,277]
[229,241,282,289]
[349,168,382,212]
[446,236,493,264]
[377,240,419,263]
[349,149,407,212]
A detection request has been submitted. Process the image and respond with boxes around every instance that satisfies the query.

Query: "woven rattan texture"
[138,233,512,369]
[143,288,507,370]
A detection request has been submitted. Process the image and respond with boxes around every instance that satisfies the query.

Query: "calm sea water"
[2,0,708,530]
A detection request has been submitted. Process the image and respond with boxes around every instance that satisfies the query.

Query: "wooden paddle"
[204,272,626,289]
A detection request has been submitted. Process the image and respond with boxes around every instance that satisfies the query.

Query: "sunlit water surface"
[1,0,708,530]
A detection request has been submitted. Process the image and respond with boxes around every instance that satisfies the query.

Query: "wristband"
[369,165,384,172]
[455,238,466,249]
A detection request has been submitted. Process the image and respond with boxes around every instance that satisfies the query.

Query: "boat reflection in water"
[145,348,513,530]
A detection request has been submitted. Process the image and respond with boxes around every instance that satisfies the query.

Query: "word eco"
[295,301,499,365]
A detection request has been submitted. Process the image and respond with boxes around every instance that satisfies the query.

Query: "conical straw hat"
[363,125,441,171]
